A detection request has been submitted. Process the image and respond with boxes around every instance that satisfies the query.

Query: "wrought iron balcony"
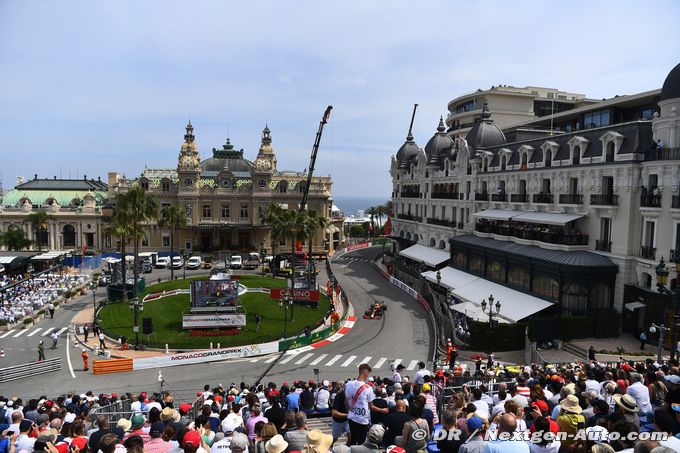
[533,193,553,203]
[510,194,529,203]
[491,193,507,202]
[400,191,421,199]
[475,222,588,246]
[595,240,612,252]
[640,193,662,208]
[430,192,458,199]
[475,192,489,201]
[426,218,455,227]
[559,194,583,204]
[590,194,618,206]
[638,245,656,261]
[397,213,422,222]
[644,147,680,161]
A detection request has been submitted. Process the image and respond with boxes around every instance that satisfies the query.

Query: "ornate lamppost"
[128,297,143,349]
[481,294,502,329]
[655,258,680,361]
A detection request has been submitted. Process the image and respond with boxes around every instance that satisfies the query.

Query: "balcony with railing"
[491,193,507,202]
[673,196,680,209]
[559,194,583,204]
[533,193,553,204]
[640,193,662,208]
[475,192,489,201]
[397,213,422,222]
[644,147,680,161]
[595,240,612,252]
[590,194,618,206]
[430,192,458,200]
[510,194,529,203]
[400,191,421,199]
[638,245,656,261]
[475,222,588,247]
[426,218,455,227]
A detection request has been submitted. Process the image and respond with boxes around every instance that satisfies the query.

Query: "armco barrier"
[278,317,345,351]
[0,358,61,382]
[93,358,134,374]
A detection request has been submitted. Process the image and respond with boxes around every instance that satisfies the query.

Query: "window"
[280,238,286,246]
[161,180,171,192]
[584,109,611,129]
[453,250,466,269]
[162,234,170,247]
[160,203,170,220]
[259,180,266,188]
[221,205,230,220]
[533,273,560,302]
[240,203,249,220]
[299,182,306,193]
[184,178,193,186]
[468,255,485,275]
[141,235,149,247]
[602,176,614,195]
[542,178,551,194]
[640,107,654,120]
[202,204,212,219]
[486,260,505,282]
[605,142,615,162]
[545,150,552,167]
[140,179,149,190]
[562,281,588,313]
[643,220,655,248]
[279,181,288,193]
[569,178,578,194]
[519,179,527,195]
[572,146,581,165]
[501,156,507,171]
[600,218,612,243]
[590,283,611,311]
[508,266,530,290]
[441,205,446,219]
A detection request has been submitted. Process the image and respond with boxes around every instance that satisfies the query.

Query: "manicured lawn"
[100,278,329,349]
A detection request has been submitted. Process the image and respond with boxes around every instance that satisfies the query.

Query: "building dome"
[661,62,680,101]
[200,138,254,174]
[425,117,454,167]
[465,102,506,150]
[396,131,421,169]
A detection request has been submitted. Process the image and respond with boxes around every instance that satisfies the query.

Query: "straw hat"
[613,394,640,413]
[305,429,333,453]
[161,407,175,422]
[116,418,132,432]
[559,395,582,414]
[265,434,289,453]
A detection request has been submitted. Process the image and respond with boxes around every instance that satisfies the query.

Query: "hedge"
[23,318,33,325]
[468,320,527,351]
[559,316,595,341]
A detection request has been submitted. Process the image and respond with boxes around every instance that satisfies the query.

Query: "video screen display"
[190,279,239,308]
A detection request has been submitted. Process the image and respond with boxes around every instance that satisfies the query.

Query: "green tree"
[105,201,132,302]
[158,203,187,281]
[383,200,393,217]
[264,203,287,259]
[119,187,159,301]
[302,209,328,264]
[1,228,32,251]
[349,224,366,238]
[24,210,54,251]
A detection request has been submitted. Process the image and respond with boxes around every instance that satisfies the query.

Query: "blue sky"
[0,1,678,198]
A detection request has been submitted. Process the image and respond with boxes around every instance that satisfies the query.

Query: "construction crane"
[299,105,333,212]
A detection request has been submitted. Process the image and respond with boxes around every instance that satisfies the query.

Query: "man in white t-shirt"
[315,381,331,413]
[345,363,388,445]
[413,362,430,384]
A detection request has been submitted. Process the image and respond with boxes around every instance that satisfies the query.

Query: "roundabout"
[98,275,331,350]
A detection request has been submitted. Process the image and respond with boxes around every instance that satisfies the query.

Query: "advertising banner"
[133,341,278,370]
[278,318,345,351]
[346,242,370,252]
[270,288,320,303]
[181,313,246,329]
[190,279,239,308]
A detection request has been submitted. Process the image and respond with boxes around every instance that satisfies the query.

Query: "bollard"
[165,344,169,354]
[210,342,213,349]
[217,343,220,349]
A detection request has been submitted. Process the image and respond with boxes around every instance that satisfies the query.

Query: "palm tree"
[158,203,186,281]
[105,202,132,302]
[1,228,32,251]
[264,203,287,259]
[302,209,328,271]
[375,205,385,229]
[119,187,159,300]
[365,206,378,238]
[24,210,54,251]
[383,200,393,217]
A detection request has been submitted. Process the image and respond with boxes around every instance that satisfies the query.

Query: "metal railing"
[591,194,618,206]
[510,194,528,203]
[641,193,662,208]
[491,193,507,202]
[431,193,458,200]
[399,191,421,199]
[644,147,680,161]
[475,223,588,246]
[595,240,612,252]
[559,194,583,204]
[426,218,455,227]
[639,245,657,261]
[475,193,489,201]
[90,395,204,424]
[533,193,553,203]
[397,213,422,222]
[0,358,61,383]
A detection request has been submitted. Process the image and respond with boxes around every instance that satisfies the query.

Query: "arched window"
[413,234,419,242]
[572,146,581,165]
[545,150,552,167]
[429,237,436,247]
[140,178,149,190]
[605,142,615,162]
[438,240,446,250]
[161,179,171,192]
[63,225,76,247]
[279,181,288,193]
[501,155,507,171]
[520,154,527,170]
[299,182,306,193]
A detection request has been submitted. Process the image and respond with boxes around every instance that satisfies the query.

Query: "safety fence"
[90,395,204,424]
[0,357,61,383]
[93,358,133,374]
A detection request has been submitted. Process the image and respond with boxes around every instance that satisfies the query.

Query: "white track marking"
[406,360,418,371]
[310,354,327,366]
[341,355,357,367]
[295,353,314,365]
[374,358,387,369]
[325,354,342,366]
[27,328,43,337]
[0,330,15,339]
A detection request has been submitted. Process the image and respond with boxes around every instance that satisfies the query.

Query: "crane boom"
[300,105,333,212]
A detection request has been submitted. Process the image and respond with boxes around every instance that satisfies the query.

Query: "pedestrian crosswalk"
[246,350,423,371]
[0,326,69,340]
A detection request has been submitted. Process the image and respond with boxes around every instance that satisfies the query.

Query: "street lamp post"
[279,296,293,338]
[481,294,502,329]
[649,323,669,363]
[129,297,143,349]
[655,258,680,361]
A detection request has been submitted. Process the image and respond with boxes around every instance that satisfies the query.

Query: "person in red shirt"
[528,400,558,434]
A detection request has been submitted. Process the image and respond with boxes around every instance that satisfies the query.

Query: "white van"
[186,256,202,269]
[171,256,184,269]
[155,257,170,268]
[229,255,243,269]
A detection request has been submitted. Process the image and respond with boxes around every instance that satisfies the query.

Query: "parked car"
[243,253,261,270]
[229,255,243,269]
[171,256,184,269]
[186,256,202,269]
[155,257,170,268]
[140,260,152,273]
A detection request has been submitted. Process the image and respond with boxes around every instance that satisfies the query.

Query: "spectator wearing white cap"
[315,381,330,414]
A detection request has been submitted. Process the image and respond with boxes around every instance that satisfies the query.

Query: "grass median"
[100,277,329,350]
